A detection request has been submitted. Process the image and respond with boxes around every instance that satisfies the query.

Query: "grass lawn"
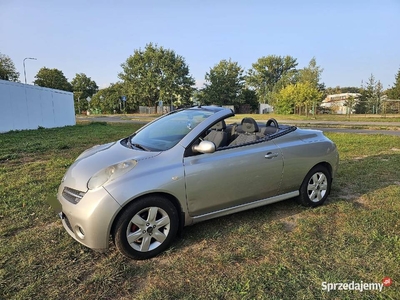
[1,122,399,299]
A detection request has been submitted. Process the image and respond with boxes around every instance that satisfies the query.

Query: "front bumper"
[57,185,121,251]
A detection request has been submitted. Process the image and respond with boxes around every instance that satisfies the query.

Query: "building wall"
[321,93,360,114]
[0,80,75,132]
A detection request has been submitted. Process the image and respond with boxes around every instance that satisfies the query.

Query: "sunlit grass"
[1,124,399,299]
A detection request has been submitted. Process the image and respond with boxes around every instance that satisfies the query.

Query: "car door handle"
[265,152,279,159]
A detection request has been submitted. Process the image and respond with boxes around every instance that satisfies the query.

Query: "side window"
[185,116,283,157]
[184,118,231,157]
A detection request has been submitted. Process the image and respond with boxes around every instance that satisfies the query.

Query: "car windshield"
[129,108,215,151]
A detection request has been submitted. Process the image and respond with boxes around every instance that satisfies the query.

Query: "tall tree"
[387,68,400,99]
[90,83,126,114]
[275,82,323,115]
[325,86,342,95]
[33,67,72,91]
[202,59,245,108]
[297,57,324,89]
[119,43,195,107]
[294,57,325,114]
[239,88,259,112]
[246,55,298,104]
[356,74,383,114]
[344,95,356,118]
[325,86,361,94]
[71,73,99,113]
[0,52,20,82]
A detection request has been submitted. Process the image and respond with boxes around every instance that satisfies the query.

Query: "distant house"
[320,93,360,114]
[259,103,274,114]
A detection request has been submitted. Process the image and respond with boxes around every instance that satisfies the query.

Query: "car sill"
[191,191,299,224]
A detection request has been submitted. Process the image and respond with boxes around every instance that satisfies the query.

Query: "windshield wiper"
[131,143,150,151]
[126,136,149,151]
[126,137,148,151]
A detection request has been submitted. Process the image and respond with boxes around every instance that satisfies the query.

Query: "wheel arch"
[314,161,333,179]
[110,192,185,240]
[298,162,333,193]
[296,161,333,207]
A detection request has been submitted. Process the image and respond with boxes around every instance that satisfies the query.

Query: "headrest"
[241,118,259,133]
[211,120,226,130]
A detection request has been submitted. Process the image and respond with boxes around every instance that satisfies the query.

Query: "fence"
[0,80,75,132]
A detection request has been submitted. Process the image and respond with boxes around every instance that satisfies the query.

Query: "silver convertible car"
[56,106,339,259]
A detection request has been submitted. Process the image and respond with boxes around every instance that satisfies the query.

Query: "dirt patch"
[353,155,368,160]
[336,187,360,201]
[281,218,298,232]
[353,196,370,209]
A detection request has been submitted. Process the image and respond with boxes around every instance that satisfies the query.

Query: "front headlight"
[87,160,137,190]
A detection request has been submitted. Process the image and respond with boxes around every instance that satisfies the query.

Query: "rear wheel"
[297,165,331,207]
[113,196,179,260]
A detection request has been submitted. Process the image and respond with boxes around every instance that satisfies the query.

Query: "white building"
[320,93,360,114]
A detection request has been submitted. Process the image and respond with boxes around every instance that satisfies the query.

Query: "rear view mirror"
[192,140,216,154]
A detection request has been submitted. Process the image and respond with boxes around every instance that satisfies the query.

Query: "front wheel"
[113,196,179,260]
[297,165,331,207]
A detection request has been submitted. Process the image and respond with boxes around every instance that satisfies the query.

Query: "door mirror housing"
[192,140,216,154]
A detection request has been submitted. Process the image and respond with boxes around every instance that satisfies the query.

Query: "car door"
[183,140,283,217]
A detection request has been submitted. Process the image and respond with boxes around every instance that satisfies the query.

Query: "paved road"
[77,115,400,136]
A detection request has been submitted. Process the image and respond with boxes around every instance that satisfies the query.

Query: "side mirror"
[192,140,216,154]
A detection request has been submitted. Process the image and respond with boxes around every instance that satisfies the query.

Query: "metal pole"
[23,57,37,84]
[23,60,26,84]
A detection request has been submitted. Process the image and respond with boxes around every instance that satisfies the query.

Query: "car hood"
[62,140,161,192]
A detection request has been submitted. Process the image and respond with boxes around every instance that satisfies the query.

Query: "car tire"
[113,196,179,260]
[297,165,331,207]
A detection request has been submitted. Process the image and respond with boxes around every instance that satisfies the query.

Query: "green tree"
[239,88,259,112]
[356,74,383,114]
[294,57,325,115]
[341,86,361,93]
[191,89,204,106]
[275,82,323,115]
[325,86,342,95]
[119,43,195,108]
[325,86,361,94]
[246,55,298,104]
[297,57,323,88]
[344,95,356,118]
[90,82,126,114]
[0,52,20,82]
[71,73,99,113]
[275,84,297,114]
[202,59,245,108]
[387,68,400,99]
[33,67,72,91]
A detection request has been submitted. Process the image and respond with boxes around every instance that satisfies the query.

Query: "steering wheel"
[266,118,279,128]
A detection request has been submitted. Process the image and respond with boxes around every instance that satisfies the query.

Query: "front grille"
[62,187,86,204]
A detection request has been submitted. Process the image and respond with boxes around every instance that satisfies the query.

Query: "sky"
[1,0,399,90]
